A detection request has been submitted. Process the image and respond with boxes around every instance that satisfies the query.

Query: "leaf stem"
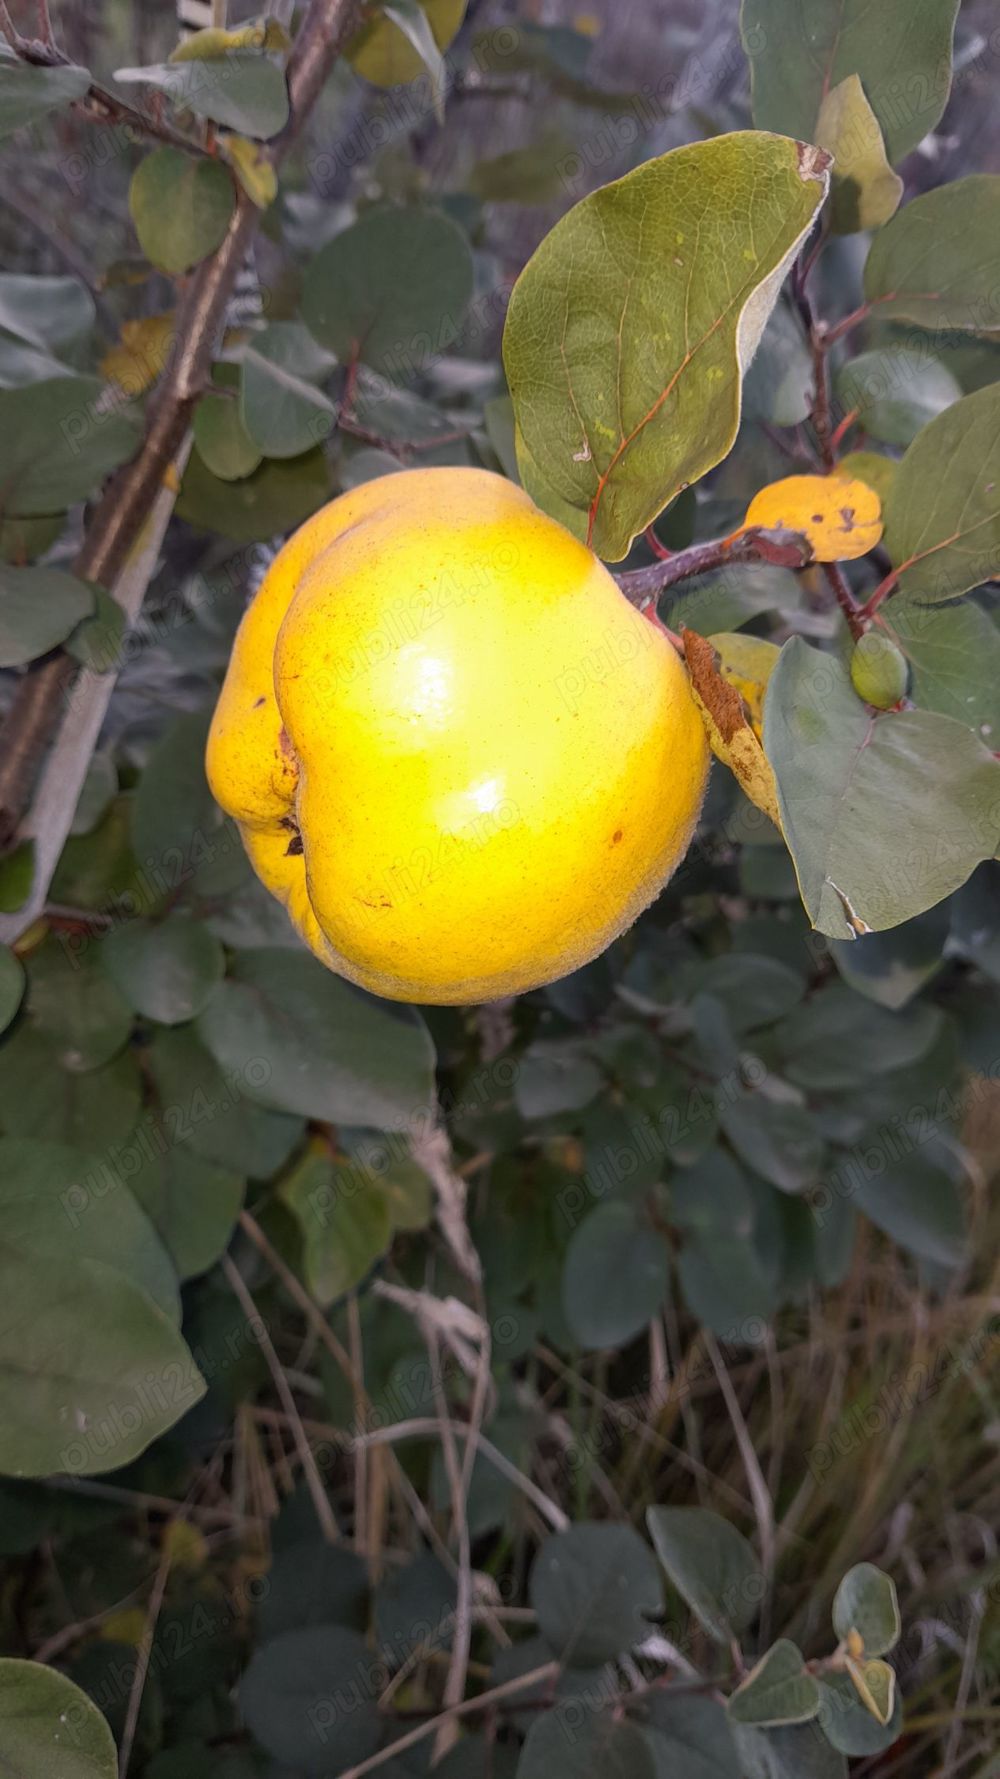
[823,562,865,641]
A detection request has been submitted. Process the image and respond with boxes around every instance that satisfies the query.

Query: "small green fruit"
[850,632,909,709]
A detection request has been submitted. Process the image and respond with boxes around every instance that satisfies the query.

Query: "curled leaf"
[707,632,781,738]
[846,1655,896,1726]
[743,472,882,562]
[683,628,782,827]
[220,134,277,208]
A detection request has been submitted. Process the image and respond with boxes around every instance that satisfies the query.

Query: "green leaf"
[864,175,1000,332]
[239,1627,380,1773]
[301,207,473,381]
[719,1090,823,1194]
[147,1024,304,1179]
[817,1669,903,1755]
[836,347,960,450]
[0,1245,204,1476]
[0,564,94,667]
[0,1658,116,1778]
[884,385,1000,599]
[829,907,948,1011]
[815,75,902,234]
[855,1149,965,1267]
[280,1150,392,1306]
[562,1202,669,1349]
[639,1693,741,1779]
[519,1713,656,1779]
[64,584,126,672]
[0,1136,179,1324]
[197,949,435,1131]
[775,984,940,1090]
[131,710,242,898]
[743,300,813,428]
[177,444,330,542]
[742,0,958,163]
[239,322,336,459]
[0,946,24,1035]
[0,47,90,139]
[101,915,225,1025]
[503,131,829,560]
[679,952,804,1034]
[129,148,234,275]
[193,388,262,481]
[0,1027,141,1150]
[764,639,1000,939]
[22,940,133,1071]
[258,1540,368,1639]
[0,376,142,516]
[514,1039,603,1118]
[129,1143,243,1280]
[884,597,1000,741]
[0,272,94,352]
[728,1641,821,1727]
[646,1506,762,1642]
[378,1,447,119]
[347,0,466,89]
[731,1719,848,1779]
[115,54,289,138]
[677,1232,776,1344]
[529,1522,664,1665]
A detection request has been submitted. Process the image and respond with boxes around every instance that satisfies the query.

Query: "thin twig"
[336,1660,561,1779]
[221,1252,340,1544]
[613,526,812,606]
[704,1332,775,1588]
[118,1532,172,1777]
[823,561,865,641]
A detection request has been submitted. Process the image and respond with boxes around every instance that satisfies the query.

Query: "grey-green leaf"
[101,915,225,1025]
[832,1563,901,1655]
[504,131,829,560]
[239,1626,380,1773]
[864,175,1000,332]
[518,1712,656,1779]
[0,48,90,139]
[196,948,436,1130]
[530,1522,664,1665]
[883,385,1000,602]
[301,207,473,380]
[239,322,336,459]
[115,54,289,137]
[742,0,958,163]
[0,377,142,516]
[0,1658,116,1778]
[0,1247,204,1476]
[728,1640,821,1727]
[646,1505,763,1642]
[884,597,1000,742]
[836,347,960,450]
[562,1202,669,1349]
[764,639,1000,939]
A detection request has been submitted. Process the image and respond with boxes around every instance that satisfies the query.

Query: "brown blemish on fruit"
[253,696,266,709]
[612,829,623,844]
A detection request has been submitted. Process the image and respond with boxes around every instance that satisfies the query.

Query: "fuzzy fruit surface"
[206,467,709,1003]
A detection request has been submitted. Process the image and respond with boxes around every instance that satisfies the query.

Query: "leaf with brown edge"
[846,1656,896,1726]
[503,131,830,561]
[683,628,782,828]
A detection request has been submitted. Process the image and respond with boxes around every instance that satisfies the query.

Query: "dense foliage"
[0,1,997,1776]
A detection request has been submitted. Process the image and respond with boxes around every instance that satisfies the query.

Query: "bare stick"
[221,1253,340,1544]
[336,1660,561,1779]
[613,526,811,607]
[118,1534,172,1776]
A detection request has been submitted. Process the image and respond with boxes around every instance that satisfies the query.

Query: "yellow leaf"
[846,1655,896,1726]
[347,0,466,88]
[170,20,291,61]
[220,135,277,208]
[163,1520,209,1571]
[816,74,903,235]
[743,472,882,562]
[100,1608,148,1646]
[100,313,176,396]
[707,632,781,739]
[683,629,782,829]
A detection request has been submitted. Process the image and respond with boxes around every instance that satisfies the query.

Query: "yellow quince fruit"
[206,467,708,1003]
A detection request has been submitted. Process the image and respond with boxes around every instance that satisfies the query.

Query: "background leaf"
[562,1202,669,1349]
[129,149,235,276]
[529,1522,664,1665]
[863,175,1000,331]
[883,385,1000,600]
[646,1506,762,1642]
[0,1658,116,1778]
